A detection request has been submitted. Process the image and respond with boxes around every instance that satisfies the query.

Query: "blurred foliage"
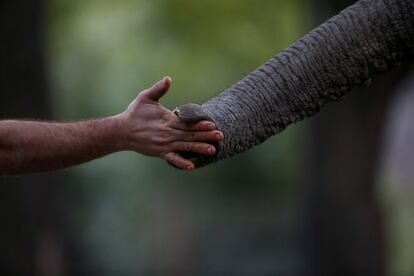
[47,0,310,193]
[42,0,414,275]
[46,0,312,274]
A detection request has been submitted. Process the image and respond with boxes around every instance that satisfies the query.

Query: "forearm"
[176,0,414,167]
[0,76,225,175]
[0,117,123,175]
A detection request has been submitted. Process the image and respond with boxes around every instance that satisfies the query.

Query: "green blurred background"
[1,0,414,275]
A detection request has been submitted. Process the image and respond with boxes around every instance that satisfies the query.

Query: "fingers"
[171,142,216,156]
[162,152,194,170]
[178,130,224,142]
[162,140,218,171]
[193,121,216,131]
[170,119,218,131]
[141,76,172,102]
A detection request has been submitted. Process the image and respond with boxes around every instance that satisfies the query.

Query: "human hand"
[117,77,224,170]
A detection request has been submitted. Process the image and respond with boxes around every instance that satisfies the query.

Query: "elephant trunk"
[175,0,414,168]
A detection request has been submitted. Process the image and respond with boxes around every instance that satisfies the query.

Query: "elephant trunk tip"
[173,103,222,168]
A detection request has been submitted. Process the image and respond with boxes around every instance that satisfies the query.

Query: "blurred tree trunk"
[0,0,66,275]
[304,0,411,275]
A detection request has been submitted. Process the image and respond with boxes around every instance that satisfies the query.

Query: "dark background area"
[1,0,413,275]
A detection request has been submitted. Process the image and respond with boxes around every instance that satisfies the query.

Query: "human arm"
[0,77,224,175]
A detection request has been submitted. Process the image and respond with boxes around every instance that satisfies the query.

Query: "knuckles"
[153,130,171,145]
[185,143,194,152]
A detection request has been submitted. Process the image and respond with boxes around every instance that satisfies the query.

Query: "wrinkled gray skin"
[175,0,414,168]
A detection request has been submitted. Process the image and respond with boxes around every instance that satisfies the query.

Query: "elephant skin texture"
[175,0,414,168]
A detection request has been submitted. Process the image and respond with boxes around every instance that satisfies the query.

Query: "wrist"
[99,114,130,153]
[109,111,142,152]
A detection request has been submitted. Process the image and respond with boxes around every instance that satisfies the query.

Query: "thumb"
[141,76,172,102]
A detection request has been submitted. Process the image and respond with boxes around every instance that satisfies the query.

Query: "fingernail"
[187,164,194,170]
[207,123,216,130]
[208,147,215,154]
[216,133,223,140]
[164,76,171,85]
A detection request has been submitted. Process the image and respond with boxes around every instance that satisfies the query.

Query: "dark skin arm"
[0,77,224,175]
